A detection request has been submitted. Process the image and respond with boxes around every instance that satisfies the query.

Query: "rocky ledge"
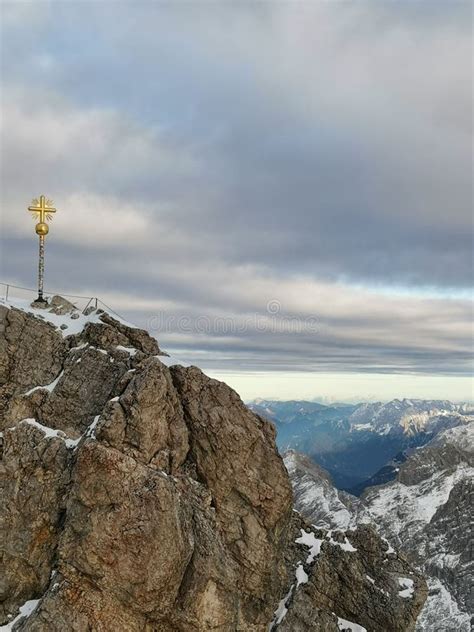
[0,297,426,631]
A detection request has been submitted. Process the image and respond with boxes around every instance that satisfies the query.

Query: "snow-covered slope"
[0,295,188,367]
[285,423,474,631]
[284,450,356,530]
[0,296,110,336]
[361,423,473,631]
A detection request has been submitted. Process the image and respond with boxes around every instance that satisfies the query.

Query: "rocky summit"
[0,297,427,631]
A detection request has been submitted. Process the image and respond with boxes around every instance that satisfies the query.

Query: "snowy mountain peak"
[286,423,474,631]
[347,399,472,436]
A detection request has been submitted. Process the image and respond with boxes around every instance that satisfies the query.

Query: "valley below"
[249,398,473,494]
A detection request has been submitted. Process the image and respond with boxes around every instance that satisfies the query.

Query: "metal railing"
[0,282,126,320]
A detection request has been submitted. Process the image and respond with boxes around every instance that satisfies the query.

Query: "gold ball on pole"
[35,222,49,235]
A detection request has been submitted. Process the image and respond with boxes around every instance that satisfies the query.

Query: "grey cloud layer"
[0,2,472,376]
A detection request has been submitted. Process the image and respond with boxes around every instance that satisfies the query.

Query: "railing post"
[82,298,92,314]
[5,284,9,301]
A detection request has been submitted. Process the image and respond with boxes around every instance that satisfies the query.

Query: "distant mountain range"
[248,398,473,493]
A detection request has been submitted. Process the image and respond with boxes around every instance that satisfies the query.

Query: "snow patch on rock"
[0,598,40,631]
[17,418,80,449]
[398,577,414,599]
[296,529,323,564]
[25,371,64,395]
[337,616,367,631]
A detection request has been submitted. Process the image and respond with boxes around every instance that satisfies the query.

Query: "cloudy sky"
[0,2,472,402]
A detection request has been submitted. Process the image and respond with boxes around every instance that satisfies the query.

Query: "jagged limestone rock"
[38,345,129,436]
[96,357,189,474]
[70,313,161,356]
[47,296,78,316]
[58,441,194,618]
[273,512,426,632]
[171,365,294,625]
[0,422,71,623]
[0,305,67,425]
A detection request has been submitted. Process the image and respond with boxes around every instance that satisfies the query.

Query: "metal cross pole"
[38,233,45,302]
[27,195,57,304]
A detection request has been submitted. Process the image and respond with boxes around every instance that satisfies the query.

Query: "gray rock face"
[71,313,161,356]
[0,298,427,631]
[0,305,67,423]
[47,295,78,316]
[277,521,426,632]
[96,358,189,473]
[0,422,71,623]
[38,345,129,435]
[0,303,162,437]
[58,441,195,625]
[171,365,293,583]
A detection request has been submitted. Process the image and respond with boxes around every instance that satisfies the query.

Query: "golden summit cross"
[27,194,58,305]
[28,195,56,226]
